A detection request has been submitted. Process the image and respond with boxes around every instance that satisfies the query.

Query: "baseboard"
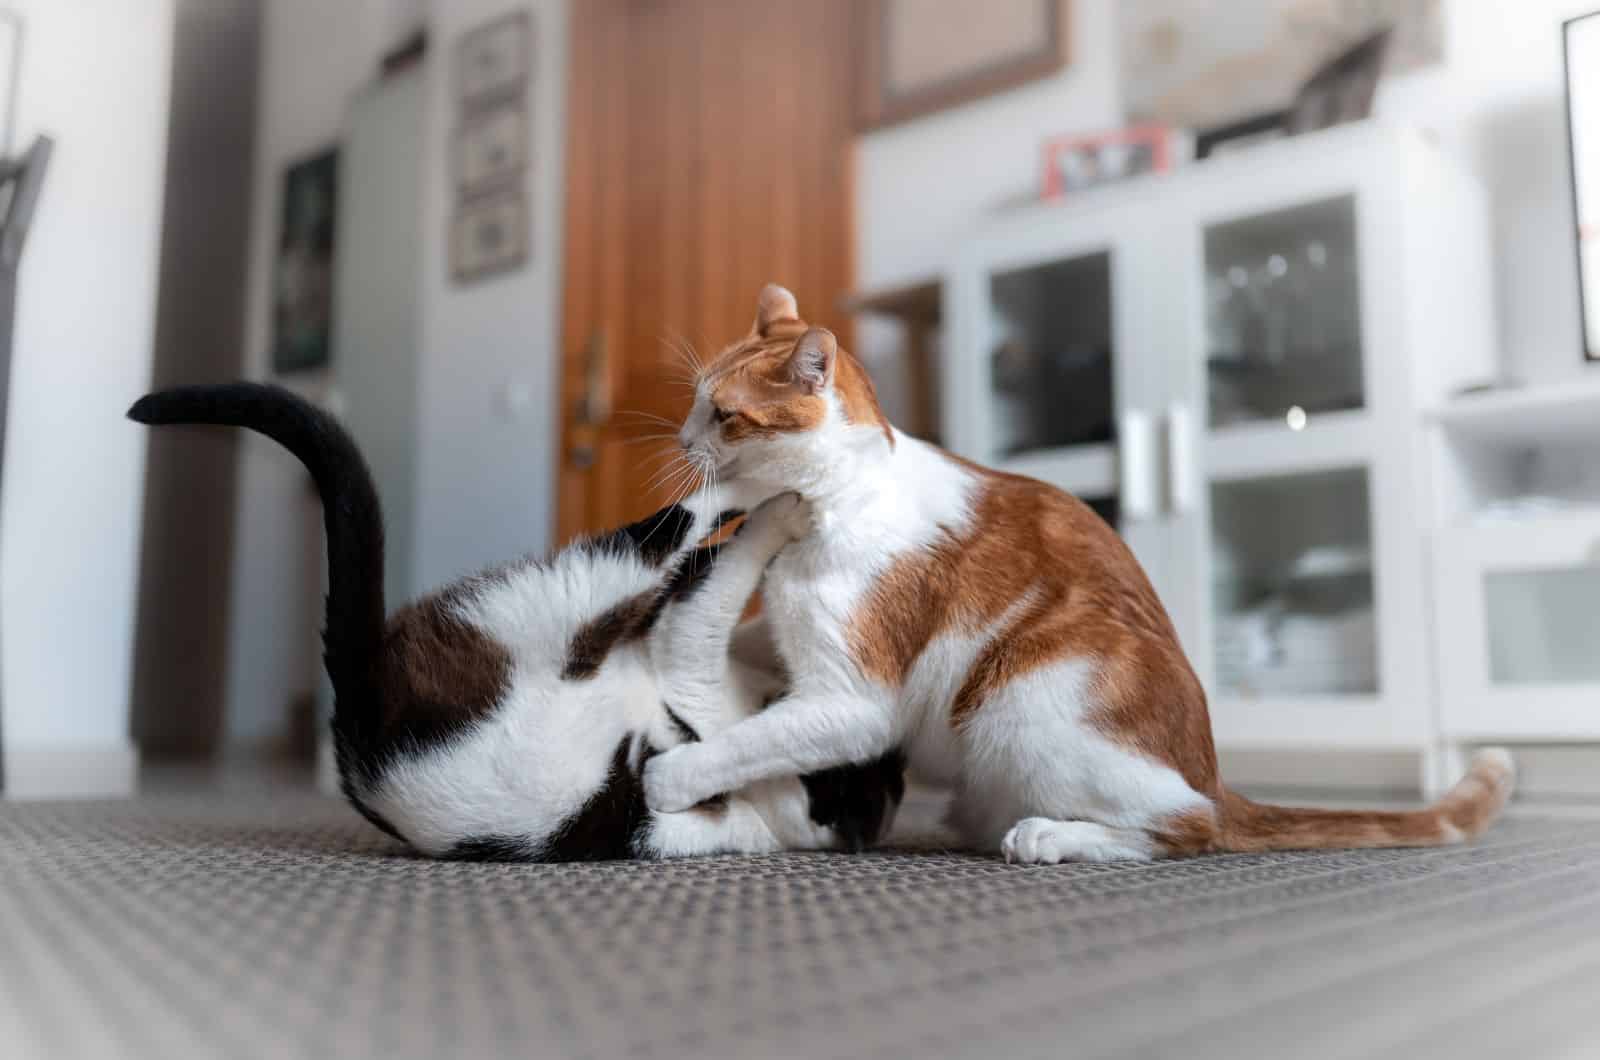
[1219,745,1600,802]
[1500,745,1600,802]
[2,743,140,800]
[1218,748,1424,798]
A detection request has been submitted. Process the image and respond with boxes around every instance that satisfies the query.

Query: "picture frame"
[454,103,527,200]
[1040,124,1172,200]
[451,189,527,284]
[272,148,338,375]
[1285,27,1392,136]
[456,12,530,111]
[1564,11,1600,363]
[1196,109,1289,161]
[856,0,1069,131]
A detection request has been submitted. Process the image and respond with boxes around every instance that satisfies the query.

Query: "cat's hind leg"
[953,658,1217,864]
[999,818,1156,864]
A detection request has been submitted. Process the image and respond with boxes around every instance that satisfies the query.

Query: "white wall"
[857,0,1600,388]
[1,0,175,792]
[228,0,566,748]
[410,0,565,591]
[225,0,399,752]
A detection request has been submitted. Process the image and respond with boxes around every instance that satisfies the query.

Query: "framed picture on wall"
[271,148,338,375]
[454,103,527,199]
[1565,11,1600,363]
[452,188,527,283]
[457,11,530,110]
[856,0,1070,130]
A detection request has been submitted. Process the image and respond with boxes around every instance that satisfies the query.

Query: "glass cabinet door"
[987,252,1116,460]
[1174,185,1390,712]
[1204,196,1364,431]
[1210,468,1377,699]
[1435,515,1600,740]
[1484,567,1600,686]
[951,217,1171,600]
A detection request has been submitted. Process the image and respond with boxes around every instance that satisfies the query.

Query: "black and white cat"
[130,383,904,860]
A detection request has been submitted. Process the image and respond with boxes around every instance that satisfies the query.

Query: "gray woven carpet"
[3,781,1600,1060]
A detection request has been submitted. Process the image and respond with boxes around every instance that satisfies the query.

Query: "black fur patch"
[801,750,908,853]
[562,532,737,682]
[448,739,655,863]
[562,591,658,680]
[449,834,535,861]
[663,703,699,743]
[589,504,698,567]
[539,738,655,861]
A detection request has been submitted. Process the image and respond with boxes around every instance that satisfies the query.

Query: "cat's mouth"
[715,457,741,478]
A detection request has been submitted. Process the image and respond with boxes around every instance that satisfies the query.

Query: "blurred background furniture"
[942,123,1496,794]
[1428,378,1600,784]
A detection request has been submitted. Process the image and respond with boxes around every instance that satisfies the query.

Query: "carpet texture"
[2,783,1599,1060]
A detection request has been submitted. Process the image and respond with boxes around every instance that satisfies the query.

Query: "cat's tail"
[1215,748,1516,853]
[128,383,386,748]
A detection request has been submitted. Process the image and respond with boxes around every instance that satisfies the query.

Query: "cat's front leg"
[643,690,895,813]
[654,493,811,736]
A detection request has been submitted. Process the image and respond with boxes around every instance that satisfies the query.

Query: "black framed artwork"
[271,148,338,375]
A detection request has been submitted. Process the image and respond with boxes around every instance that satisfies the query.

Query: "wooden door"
[557,0,856,541]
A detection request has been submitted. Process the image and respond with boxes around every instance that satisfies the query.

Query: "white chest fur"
[761,435,979,746]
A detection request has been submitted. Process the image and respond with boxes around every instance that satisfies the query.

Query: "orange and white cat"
[644,284,1515,863]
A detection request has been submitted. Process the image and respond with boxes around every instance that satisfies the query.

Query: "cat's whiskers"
[643,457,693,495]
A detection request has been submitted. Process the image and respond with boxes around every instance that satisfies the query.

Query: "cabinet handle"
[1167,401,1198,516]
[1119,409,1157,523]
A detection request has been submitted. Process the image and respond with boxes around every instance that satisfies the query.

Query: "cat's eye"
[710,406,732,425]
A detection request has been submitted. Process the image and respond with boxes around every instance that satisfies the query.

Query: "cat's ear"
[755,283,800,336]
[789,327,837,393]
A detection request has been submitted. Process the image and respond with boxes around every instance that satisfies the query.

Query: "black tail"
[128,384,387,758]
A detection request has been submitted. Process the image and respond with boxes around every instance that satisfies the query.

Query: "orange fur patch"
[846,457,1220,798]
[703,315,891,444]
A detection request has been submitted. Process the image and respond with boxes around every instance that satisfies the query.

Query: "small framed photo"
[1041,124,1172,200]
[455,104,527,199]
[1196,109,1289,160]
[452,189,527,283]
[457,12,530,110]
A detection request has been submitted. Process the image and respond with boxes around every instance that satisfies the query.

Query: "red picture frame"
[1040,124,1173,200]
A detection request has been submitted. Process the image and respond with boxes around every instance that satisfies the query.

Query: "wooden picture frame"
[451,189,528,284]
[454,103,528,201]
[856,0,1069,131]
[456,11,530,111]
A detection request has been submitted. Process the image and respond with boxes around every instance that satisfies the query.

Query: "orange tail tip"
[1216,748,1516,854]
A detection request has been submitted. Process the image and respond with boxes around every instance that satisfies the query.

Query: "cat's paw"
[643,746,711,813]
[753,491,813,542]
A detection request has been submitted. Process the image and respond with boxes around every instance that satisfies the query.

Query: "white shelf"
[1205,410,1374,482]
[1429,376,1600,447]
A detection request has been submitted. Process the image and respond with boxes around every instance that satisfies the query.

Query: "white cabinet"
[944,124,1496,775]
[1427,379,1600,750]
